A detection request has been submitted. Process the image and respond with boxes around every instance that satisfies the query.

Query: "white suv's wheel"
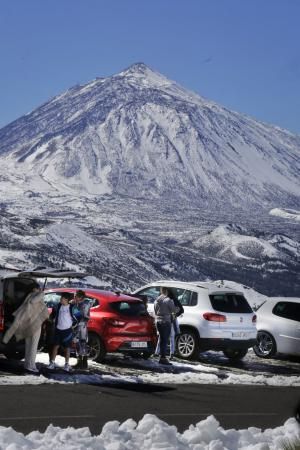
[176,329,199,360]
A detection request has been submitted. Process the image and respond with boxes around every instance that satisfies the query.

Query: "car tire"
[223,348,248,360]
[253,331,277,358]
[87,332,106,363]
[176,328,200,360]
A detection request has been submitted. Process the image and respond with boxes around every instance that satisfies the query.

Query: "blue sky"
[1,0,299,133]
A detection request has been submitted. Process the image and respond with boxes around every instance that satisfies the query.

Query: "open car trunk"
[0,268,86,359]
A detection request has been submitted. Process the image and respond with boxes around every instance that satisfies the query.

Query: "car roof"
[145,280,243,295]
[45,287,142,302]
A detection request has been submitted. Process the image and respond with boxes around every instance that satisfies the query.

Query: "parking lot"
[0,349,299,386]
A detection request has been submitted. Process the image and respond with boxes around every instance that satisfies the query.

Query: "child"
[47,292,76,372]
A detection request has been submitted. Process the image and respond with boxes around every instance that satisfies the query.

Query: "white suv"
[133,280,257,361]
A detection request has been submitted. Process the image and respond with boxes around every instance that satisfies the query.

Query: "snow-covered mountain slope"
[0,63,299,207]
[0,196,299,296]
[194,224,299,262]
[270,208,300,222]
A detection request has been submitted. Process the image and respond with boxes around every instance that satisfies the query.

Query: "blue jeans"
[156,320,179,355]
[156,321,171,358]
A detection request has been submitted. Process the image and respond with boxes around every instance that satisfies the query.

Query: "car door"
[272,301,300,355]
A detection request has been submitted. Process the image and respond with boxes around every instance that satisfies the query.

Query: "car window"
[4,278,40,307]
[175,288,197,306]
[110,301,147,316]
[190,292,198,306]
[209,294,253,313]
[272,302,300,322]
[136,286,197,306]
[3,278,41,323]
[44,293,99,308]
[44,293,61,308]
[136,287,160,304]
[85,296,99,308]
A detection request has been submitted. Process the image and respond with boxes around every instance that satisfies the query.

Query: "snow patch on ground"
[0,353,299,387]
[270,208,300,221]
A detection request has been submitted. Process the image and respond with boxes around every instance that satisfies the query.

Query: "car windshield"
[209,294,253,313]
[110,301,147,317]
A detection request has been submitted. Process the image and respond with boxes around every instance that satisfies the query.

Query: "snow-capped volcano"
[0,63,299,207]
[0,63,299,296]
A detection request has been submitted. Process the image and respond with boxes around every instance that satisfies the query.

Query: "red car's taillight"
[203,312,227,322]
[105,318,126,327]
[252,314,257,324]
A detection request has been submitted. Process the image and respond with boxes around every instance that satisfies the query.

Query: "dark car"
[0,268,86,359]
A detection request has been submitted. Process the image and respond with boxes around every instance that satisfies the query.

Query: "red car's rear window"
[109,301,147,317]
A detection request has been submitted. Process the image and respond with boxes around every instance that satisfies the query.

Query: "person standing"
[47,292,76,372]
[71,290,91,369]
[169,290,184,359]
[3,282,49,373]
[154,287,176,365]
[155,289,184,360]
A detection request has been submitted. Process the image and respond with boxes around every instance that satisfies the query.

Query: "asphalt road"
[0,383,299,435]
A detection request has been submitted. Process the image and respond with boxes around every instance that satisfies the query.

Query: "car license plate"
[232,332,248,338]
[130,342,148,348]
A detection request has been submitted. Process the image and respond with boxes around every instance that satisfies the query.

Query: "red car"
[44,288,157,362]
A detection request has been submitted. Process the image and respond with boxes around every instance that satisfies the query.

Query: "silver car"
[133,280,257,361]
[253,298,300,358]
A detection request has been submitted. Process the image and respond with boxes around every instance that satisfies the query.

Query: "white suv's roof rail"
[150,280,243,294]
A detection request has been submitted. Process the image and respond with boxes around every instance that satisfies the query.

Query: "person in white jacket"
[3,282,49,373]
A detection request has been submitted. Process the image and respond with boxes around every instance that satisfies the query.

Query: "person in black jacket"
[47,293,77,372]
[154,288,184,360]
[168,289,184,359]
[154,287,176,365]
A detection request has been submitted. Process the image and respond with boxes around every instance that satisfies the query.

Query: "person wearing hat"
[3,282,49,373]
